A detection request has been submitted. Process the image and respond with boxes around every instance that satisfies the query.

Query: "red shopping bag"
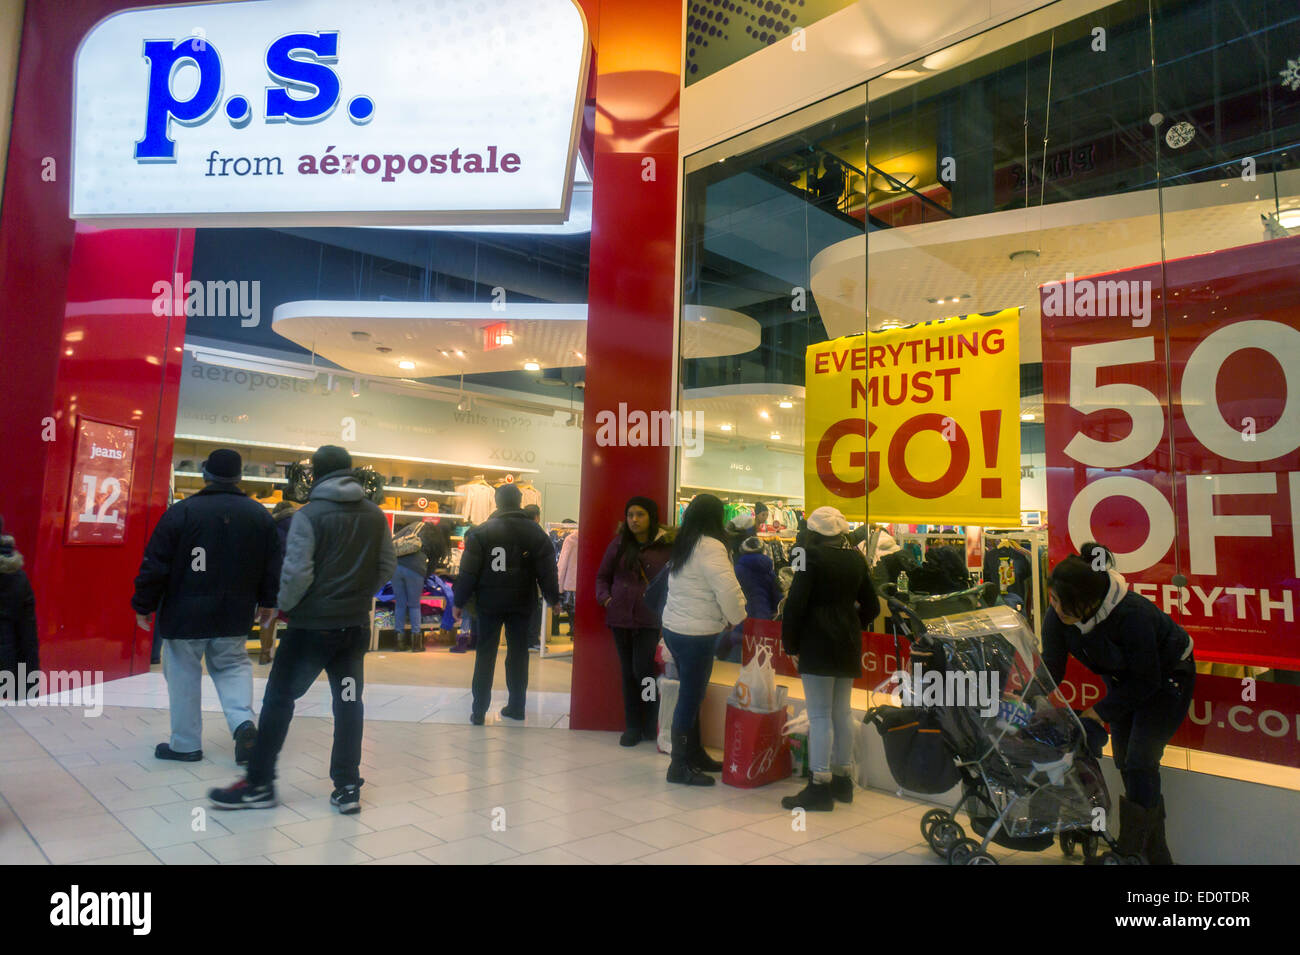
[722,703,792,788]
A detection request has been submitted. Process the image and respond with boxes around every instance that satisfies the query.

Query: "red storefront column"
[570,0,682,730]
[0,0,192,680]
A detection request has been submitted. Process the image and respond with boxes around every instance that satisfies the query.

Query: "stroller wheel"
[928,820,965,858]
[947,837,980,866]
[1082,833,1103,860]
[920,809,949,841]
[1100,851,1144,866]
[1059,832,1077,857]
[968,851,998,865]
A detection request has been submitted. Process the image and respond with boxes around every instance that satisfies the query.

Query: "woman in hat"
[780,506,879,811]
[595,496,672,746]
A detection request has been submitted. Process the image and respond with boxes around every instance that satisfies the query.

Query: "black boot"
[830,773,854,804]
[411,628,425,653]
[619,727,642,747]
[782,778,833,811]
[398,629,411,652]
[667,733,715,786]
[1114,795,1152,862]
[1144,797,1173,865]
[688,718,723,773]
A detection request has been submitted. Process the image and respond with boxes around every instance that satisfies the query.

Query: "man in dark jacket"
[209,445,396,815]
[454,483,560,724]
[0,516,39,700]
[131,450,281,766]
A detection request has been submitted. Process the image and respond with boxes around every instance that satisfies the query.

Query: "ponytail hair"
[1048,541,1113,619]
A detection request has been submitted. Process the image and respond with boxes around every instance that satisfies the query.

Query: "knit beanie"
[728,511,755,532]
[625,495,659,530]
[806,506,850,537]
[311,445,353,482]
[739,536,765,554]
[202,449,242,484]
[495,482,523,510]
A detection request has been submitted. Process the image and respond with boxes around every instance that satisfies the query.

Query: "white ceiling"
[810,172,1300,362]
[681,383,806,448]
[271,301,761,377]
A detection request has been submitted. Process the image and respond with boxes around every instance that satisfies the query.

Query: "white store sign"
[72,0,589,227]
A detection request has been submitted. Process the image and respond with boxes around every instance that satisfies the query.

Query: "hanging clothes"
[519,484,542,509]
[455,482,495,524]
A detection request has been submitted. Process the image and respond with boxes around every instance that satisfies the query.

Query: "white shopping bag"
[656,676,680,754]
[730,643,778,713]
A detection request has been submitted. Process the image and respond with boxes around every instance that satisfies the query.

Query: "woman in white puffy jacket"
[661,494,747,786]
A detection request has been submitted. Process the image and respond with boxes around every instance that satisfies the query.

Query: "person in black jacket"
[0,516,39,699]
[453,483,561,724]
[209,445,396,815]
[1043,542,1195,864]
[131,450,282,766]
[780,506,879,811]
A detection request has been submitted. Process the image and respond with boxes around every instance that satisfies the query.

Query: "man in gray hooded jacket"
[209,445,395,815]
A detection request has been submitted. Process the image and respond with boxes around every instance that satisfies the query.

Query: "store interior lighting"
[184,345,320,380]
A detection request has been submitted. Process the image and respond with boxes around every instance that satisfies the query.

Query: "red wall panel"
[0,0,192,680]
[570,0,682,731]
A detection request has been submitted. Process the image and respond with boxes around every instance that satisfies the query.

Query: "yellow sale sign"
[804,309,1021,525]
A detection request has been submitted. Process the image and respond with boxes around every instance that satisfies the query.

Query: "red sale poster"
[65,417,137,545]
[1041,235,1300,670]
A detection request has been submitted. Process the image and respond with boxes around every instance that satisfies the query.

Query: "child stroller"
[868,597,1139,865]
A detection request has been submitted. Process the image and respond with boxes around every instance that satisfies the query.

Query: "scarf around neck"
[1076,569,1129,635]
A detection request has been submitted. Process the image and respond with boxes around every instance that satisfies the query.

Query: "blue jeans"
[802,674,854,782]
[661,628,718,736]
[392,564,425,632]
[162,637,255,753]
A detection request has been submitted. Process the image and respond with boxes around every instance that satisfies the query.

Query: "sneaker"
[208,778,277,810]
[500,706,525,721]
[233,720,257,767]
[330,780,364,815]
[155,742,202,762]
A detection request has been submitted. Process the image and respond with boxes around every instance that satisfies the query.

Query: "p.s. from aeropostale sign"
[71,0,589,227]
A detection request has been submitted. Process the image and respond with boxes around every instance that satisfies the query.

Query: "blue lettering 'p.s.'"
[135,39,223,162]
[265,32,340,124]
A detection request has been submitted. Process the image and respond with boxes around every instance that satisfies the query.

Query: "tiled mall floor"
[0,681,1079,865]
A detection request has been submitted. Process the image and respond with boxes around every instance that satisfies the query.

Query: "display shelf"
[174,470,461,498]
[174,433,539,474]
[175,470,286,485]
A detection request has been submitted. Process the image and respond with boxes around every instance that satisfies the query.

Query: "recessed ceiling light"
[350,330,371,341]
[524,361,541,371]
[375,346,392,353]
[499,333,514,346]
[398,360,415,370]
[758,410,770,420]
[454,350,465,357]
[720,423,733,431]
[769,432,782,440]
[1277,209,1300,229]
[1020,412,1035,421]
[778,399,793,409]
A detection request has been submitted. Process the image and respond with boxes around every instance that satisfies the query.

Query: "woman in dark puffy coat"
[1043,542,1195,864]
[595,496,673,746]
[780,506,879,811]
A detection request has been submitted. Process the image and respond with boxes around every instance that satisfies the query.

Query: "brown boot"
[411,628,426,653]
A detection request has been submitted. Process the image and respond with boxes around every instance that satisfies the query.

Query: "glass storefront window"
[680,0,1300,790]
